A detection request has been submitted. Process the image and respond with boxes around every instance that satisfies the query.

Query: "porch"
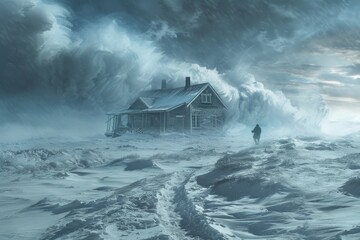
[105,110,168,137]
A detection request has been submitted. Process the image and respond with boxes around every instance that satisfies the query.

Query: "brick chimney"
[161,79,167,89]
[185,76,191,88]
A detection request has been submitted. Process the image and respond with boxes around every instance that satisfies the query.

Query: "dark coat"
[252,125,261,138]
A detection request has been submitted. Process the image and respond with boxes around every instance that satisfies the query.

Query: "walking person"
[251,124,261,145]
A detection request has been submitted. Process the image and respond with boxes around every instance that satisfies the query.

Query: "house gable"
[188,85,227,109]
[128,98,149,110]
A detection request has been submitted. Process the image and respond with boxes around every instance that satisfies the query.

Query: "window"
[201,93,212,103]
[211,115,219,127]
[192,115,200,128]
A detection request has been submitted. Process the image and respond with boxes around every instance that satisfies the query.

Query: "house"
[105,77,227,137]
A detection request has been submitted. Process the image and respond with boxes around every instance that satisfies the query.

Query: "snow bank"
[335,153,360,168]
[305,142,337,151]
[340,177,360,197]
[39,177,164,240]
[174,184,227,240]
[0,148,105,174]
[197,150,255,188]
[211,175,289,201]
[125,159,158,171]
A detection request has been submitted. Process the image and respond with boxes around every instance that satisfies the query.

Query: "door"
[175,115,184,132]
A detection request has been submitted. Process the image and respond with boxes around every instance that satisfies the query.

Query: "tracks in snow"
[28,168,228,239]
[157,171,192,240]
[157,170,228,240]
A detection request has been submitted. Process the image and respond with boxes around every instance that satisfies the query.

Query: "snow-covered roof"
[133,83,209,111]
[138,97,155,107]
[109,83,226,115]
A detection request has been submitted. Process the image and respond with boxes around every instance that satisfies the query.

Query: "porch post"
[145,113,147,128]
[112,115,116,132]
[159,112,161,133]
[163,112,166,133]
[106,115,110,132]
[142,113,144,128]
[190,105,193,134]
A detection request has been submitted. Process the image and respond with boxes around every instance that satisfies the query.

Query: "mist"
[3,2,360,239]
[1,0,360,141]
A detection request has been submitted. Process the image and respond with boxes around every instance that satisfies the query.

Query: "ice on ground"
[1,132,360,239]
[340,177,360,197]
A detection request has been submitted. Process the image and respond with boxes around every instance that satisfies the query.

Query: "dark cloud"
[1,0,360,129]
[342,64,360,76]
[59,0,351,69]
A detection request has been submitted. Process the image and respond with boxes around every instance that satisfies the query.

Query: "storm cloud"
[1,0,359,135]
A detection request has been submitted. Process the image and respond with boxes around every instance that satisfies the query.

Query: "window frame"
[192,115,201,128]
[201,93,212,104]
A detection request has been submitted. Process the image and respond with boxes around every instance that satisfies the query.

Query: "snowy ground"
[1,131,360,240]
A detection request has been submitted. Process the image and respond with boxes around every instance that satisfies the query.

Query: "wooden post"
[142,114,144,128]
[159,112,161,133]
[112,115,116,132]
[145,113,147,129]
[107,115,110,132]
[190,106,192,134]
[160,112,163,133]
[163,112,166,133]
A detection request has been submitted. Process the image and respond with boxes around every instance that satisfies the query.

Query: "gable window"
[192,115,200,128]
[201,93,212,103]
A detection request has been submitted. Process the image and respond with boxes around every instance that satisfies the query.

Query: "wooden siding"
[164,86,226,132]
[128,113,161,131]
[190,108,225,130]
[189,86,225,130]
[190,86,224,109]
[166,105,187,132]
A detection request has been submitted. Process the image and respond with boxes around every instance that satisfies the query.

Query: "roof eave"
[166,103,186,112]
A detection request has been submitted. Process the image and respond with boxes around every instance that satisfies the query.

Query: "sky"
[0,0,360,138]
